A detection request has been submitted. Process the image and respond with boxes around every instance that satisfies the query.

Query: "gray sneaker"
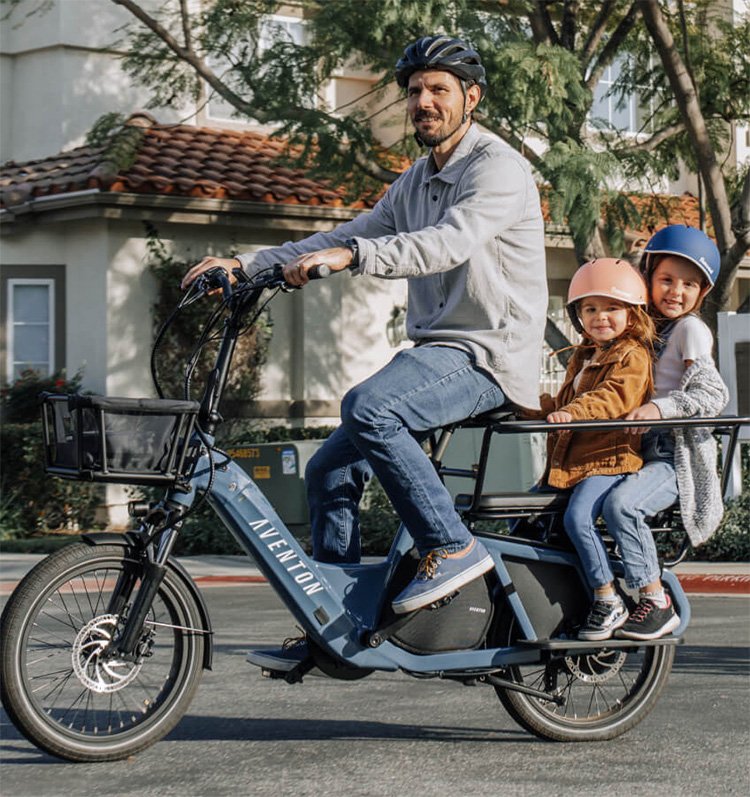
[578,599,629,641]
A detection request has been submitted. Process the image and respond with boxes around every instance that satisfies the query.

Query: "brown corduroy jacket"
[529,338,654,489]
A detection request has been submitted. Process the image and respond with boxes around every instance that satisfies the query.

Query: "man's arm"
[356,151,531,278]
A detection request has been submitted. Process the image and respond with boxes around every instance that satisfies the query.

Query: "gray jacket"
[652,357,730,546]
[237,125,548,409]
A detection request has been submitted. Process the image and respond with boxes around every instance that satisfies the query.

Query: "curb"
[675,573,750,595]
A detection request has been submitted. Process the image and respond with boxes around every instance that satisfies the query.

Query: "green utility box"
[439,428,546,499]
[226,440,324,527]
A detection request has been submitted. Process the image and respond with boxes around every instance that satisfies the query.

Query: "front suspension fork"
[112,510,183,658]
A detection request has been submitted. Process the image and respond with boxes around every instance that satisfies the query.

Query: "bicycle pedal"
[428,591,459,610]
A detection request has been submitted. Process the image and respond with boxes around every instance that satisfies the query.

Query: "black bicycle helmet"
[395,35,487,97]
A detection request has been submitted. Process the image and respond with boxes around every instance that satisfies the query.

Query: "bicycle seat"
[455,490,569,515]
[455,402,519,428]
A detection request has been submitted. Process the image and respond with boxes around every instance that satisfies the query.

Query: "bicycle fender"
[80,532,214,670]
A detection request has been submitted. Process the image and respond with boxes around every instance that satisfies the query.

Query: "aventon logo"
[248,519,324,596]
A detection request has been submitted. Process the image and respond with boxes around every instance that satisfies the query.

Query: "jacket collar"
[577,337,647,366]
[422,124,481,185]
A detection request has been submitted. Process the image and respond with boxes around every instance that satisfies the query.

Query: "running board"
[517,636,682,652]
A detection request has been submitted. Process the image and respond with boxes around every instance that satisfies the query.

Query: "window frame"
[0,265,65,385]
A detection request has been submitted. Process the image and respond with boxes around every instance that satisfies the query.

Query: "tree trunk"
[640,0,750,328]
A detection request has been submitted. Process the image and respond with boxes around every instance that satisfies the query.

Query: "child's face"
[579,296,630,344]
[650,256,705,318]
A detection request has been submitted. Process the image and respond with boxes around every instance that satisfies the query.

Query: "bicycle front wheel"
[1,543,205,762]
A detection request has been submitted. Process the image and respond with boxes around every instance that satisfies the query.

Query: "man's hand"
[181,256,239,291]
[283,247,353,287]
[547,410,573,424]
[624,402,662,435]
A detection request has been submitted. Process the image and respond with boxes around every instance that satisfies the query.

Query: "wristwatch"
[345,238,360,270]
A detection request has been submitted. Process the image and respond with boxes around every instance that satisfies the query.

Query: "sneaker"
[617,595,680,640]
[578,599,629,641]
[391,539,494,615]
[246,636,310,673]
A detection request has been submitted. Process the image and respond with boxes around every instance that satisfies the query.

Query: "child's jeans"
[601,430,678,590]
[563,474,629,590]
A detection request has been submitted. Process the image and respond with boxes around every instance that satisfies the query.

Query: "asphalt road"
[1,585,748,797]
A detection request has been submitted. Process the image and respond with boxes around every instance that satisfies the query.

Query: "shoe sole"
[578,610,629,641]
[246,649,304,672]
[616,613,681,641]
[391,554,494,615]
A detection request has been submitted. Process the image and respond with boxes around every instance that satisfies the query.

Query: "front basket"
[40,393,201,486]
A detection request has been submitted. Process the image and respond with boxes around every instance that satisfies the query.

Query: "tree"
[107,0,749,314]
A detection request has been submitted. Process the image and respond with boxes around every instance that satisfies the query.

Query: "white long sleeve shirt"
[236,124,548,409]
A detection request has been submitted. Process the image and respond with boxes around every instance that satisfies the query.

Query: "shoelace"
[416,549,448,580]
[282,631,307,650]
[629,599,657,623]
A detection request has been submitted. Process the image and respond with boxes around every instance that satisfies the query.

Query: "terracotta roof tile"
[0,113,382,210]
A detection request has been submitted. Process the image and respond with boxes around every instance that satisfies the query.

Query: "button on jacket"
[533,338,654,489]
[236,125,548,410]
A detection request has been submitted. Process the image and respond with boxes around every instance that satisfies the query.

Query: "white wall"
[0,0,197,163]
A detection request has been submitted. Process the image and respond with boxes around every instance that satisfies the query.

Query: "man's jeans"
[306,346,506,563]
[601,431,678,590]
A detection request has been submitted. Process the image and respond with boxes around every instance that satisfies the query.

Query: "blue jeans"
[563,474,628,590]
[601,431,678,590]
[306,346,506,563]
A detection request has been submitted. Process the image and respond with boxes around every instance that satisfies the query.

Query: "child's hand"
[625,402,661,434]
[547,410,573,424]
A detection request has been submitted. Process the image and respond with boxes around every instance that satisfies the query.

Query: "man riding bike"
[182,35,547,668]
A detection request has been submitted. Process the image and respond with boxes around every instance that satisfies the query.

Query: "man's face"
[406,69,477,147]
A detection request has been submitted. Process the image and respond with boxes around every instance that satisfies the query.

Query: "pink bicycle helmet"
[567,258,648,332]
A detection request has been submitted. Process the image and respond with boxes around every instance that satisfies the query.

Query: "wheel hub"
[71,614,143,693]
[563,648,627,684]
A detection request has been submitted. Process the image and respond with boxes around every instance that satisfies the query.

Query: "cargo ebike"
[1,265,746,762]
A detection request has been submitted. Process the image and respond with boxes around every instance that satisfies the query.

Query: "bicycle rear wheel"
[1,543,205,761]
[492,611,675,742]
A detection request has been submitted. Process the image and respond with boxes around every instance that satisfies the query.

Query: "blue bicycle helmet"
[395,35,487,97]
[642,225,720,289]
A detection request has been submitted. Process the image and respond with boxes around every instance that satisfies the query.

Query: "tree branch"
[527,0,559,46]
[580,1,618,67]
[111,0,400,183]
[624,122,686,152]
[585,3,639,91]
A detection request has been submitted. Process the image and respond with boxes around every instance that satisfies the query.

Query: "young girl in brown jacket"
[532,258,657,641]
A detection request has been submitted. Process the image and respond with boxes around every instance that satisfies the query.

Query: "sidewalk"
[1,553,748,596]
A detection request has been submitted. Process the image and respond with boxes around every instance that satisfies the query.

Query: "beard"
[412,111,464,147]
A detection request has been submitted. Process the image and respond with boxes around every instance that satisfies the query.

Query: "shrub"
[1,370,103,538]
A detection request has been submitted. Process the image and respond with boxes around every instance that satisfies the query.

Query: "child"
[532,258,657,641]
[601,225,729,641]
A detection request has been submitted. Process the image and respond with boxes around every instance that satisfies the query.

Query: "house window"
[591,56,651,134]
[6,279,54,380]
[206,15,309,122]
[1,266,65,386]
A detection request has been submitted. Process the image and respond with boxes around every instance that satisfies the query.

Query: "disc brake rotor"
[563,648,627,684]
[71,614,143,693]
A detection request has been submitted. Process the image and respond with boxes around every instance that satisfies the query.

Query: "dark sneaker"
[617,595,680,640]
[578,599,629,641]
[246,636,310,673]
[391,539,494,615]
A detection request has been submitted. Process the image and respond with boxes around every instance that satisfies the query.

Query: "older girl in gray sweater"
[602,225,729,640]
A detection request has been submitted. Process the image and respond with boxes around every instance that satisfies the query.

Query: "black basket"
[41,394,201,486]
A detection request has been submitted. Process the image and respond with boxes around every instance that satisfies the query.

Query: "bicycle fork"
[108,506,184,659]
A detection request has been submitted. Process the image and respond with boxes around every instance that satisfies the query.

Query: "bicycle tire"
[0,543,205,762]
[492,609,675,742]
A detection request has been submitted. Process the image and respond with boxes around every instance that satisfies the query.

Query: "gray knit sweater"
[651,357,730,546]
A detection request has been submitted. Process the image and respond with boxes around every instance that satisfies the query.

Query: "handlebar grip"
[308,264,331,280]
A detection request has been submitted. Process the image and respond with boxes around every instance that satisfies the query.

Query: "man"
[183,36,547,658]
